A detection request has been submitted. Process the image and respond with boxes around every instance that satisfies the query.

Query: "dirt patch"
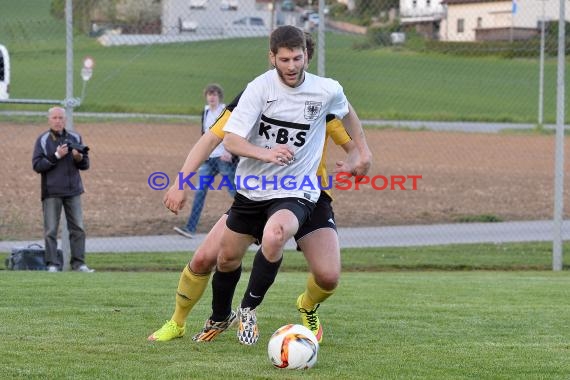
[1,121,568,240]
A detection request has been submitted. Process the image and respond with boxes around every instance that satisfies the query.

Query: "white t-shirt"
[223,69,349,202]
[203,103,227,158]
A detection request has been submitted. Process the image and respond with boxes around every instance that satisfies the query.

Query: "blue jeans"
[42,195,86,269]
[186,157,237,232]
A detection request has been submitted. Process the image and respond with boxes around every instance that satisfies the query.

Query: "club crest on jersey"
[304,101,322,121]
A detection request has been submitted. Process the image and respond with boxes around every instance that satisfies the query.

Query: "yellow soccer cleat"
[148,320,185,342]
[296,294,323,343]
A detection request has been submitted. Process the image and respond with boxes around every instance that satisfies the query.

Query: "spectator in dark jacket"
[32,106,94,272]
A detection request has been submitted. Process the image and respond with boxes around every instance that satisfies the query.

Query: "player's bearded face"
[271,47,306,88]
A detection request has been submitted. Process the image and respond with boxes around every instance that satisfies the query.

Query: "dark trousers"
[42,195,86,269]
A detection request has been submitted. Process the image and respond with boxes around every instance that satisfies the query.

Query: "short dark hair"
[269,25,306,55]
[203,83,223,101]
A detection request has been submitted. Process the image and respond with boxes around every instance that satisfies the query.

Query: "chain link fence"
[0,0,568,255]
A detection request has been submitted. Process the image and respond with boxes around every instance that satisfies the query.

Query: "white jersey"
[223,69,349,202]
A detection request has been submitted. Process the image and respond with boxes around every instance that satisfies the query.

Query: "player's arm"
[223,132,293,166]
[163,131,222,214]
[222,78,293,165]
[163,91,245,213]
[338,103,373,176]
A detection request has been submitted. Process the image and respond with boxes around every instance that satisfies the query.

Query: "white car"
[232,17,265,28]
[189,0,207,9]
[179,18,198,32]
[220,0,238,10]
[0,44,10,100]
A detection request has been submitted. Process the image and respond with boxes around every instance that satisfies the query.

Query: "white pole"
[552,0,565,271]
[538,0,546,126]
[61,0,74,271]
[317,0,325,77]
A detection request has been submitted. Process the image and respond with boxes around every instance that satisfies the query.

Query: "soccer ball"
[267,324,319,369]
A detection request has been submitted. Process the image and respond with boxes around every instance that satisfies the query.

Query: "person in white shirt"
[211,25,354,345]
[147,33,372,345]
[174,84,237,238]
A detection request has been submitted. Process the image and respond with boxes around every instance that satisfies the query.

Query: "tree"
[50,0,119,34]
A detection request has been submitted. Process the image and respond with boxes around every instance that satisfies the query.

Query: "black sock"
[210,265,242,321]
[241,248,282,310]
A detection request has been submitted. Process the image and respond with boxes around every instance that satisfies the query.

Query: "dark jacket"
[32,129,89,200]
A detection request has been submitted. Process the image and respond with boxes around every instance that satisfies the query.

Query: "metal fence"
[0,0,568,265]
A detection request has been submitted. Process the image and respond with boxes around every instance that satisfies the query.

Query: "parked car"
[189,0,207,9]
[0,44,10,100]
[178,18,198,32]
[220,0,238,10]
[232,17,265,27]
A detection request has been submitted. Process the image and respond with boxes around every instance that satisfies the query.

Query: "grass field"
[2,243,570,379]
[0,0,563,123]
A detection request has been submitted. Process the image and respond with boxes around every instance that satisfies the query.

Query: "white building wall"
[441,1,510,41]
[441,0,570,41]
[514,0,570,28]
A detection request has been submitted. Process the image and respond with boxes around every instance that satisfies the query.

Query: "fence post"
[61,0,76,271]
[552,0,565,271]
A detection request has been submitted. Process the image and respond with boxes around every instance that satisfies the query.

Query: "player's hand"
[163,184,188,215]
[333,148,372,177]
[56,144,69,158]
[71,149,83,162]
[265,145,294,166]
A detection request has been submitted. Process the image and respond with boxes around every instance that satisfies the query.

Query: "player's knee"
[314,272,339,291]
[263,224,287,251]
[216,247,241,271]
[189,248,217,273]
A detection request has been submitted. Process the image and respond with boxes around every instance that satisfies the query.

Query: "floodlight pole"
[552,0,565,271]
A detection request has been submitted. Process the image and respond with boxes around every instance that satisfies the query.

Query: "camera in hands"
[64,139,90,154]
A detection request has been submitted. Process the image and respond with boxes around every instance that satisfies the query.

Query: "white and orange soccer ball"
[267,324,319,370]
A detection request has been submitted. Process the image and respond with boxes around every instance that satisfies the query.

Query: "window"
[457,18,465,33]
[477,17,482,28]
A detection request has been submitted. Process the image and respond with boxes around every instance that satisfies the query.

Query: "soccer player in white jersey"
[210,25,353,345]
[148,32,372,345]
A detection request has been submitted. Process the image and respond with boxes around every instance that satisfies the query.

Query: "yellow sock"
[300,274,336,310]
[172,265,211,327]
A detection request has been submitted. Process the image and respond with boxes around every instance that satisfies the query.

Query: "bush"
[421,38,561,59]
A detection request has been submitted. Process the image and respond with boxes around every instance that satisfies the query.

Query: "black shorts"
[226,193,315,243]
[294,192,336,249]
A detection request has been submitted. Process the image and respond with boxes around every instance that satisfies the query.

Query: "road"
[1,220,568,253]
